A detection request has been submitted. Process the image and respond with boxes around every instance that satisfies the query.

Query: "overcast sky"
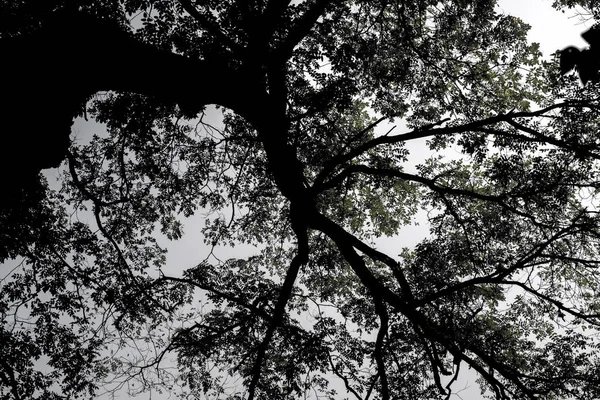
[501,0,591,56]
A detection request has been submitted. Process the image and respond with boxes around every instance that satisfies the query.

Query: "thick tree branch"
[247,204,310,400]
[274,0,333,61]
[311,212,414,303]
[373,296,390,400]
[312,209,551,399]
[0,9,260,183]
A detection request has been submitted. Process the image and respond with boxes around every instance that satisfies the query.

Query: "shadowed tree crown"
[2,1,600,400]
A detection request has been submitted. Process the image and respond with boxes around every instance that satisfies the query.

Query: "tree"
[2,0,600,399]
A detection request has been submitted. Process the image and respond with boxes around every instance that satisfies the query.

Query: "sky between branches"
[14,1,597,399]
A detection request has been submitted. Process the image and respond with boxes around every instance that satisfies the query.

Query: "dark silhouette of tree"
[560,26,600,84]
[2,1,600,400]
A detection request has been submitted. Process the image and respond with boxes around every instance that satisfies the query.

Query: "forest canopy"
[2,1,600,399]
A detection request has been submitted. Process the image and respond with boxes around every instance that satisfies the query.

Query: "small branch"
[314,116,389,188]
[156,275,272,321]
[314,101,598,186]
[507,118,600,159]
[416,217,585,306]
[316,165,499,201]
[326,351,366,400]
[501,280,600,325]
[414,326,447,395]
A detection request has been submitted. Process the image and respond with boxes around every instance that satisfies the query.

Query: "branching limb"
[314,117,449,187]
[316,165,502,201]
[313,101,598,185]
[67,153,176,317]
[177,0,241,52]
[316,164,556,229]
[313,209,546,399]
[275,0,332,61]
[416,216,587,306]
[311,212,414,303]
[247,202,310,400]
[501,280,600,325]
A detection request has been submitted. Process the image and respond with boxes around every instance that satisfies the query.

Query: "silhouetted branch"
[177,0,241,52]
[373,296,390,400]
[247,204,310,400]
[326,350,365,400]
[314,101,600,186]
[415,218,587,307]
[501,280,600,326]
[275,0,332,61]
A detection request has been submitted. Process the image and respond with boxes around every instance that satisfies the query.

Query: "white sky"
[500,0,591,57]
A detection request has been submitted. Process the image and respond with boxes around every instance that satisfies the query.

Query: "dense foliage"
[2,1,600,399]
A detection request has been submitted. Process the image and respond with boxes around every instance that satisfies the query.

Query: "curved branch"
[0,9,262,179]
[326,350,366,400]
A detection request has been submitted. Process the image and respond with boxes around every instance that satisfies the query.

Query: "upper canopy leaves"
[2,1,600,400]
